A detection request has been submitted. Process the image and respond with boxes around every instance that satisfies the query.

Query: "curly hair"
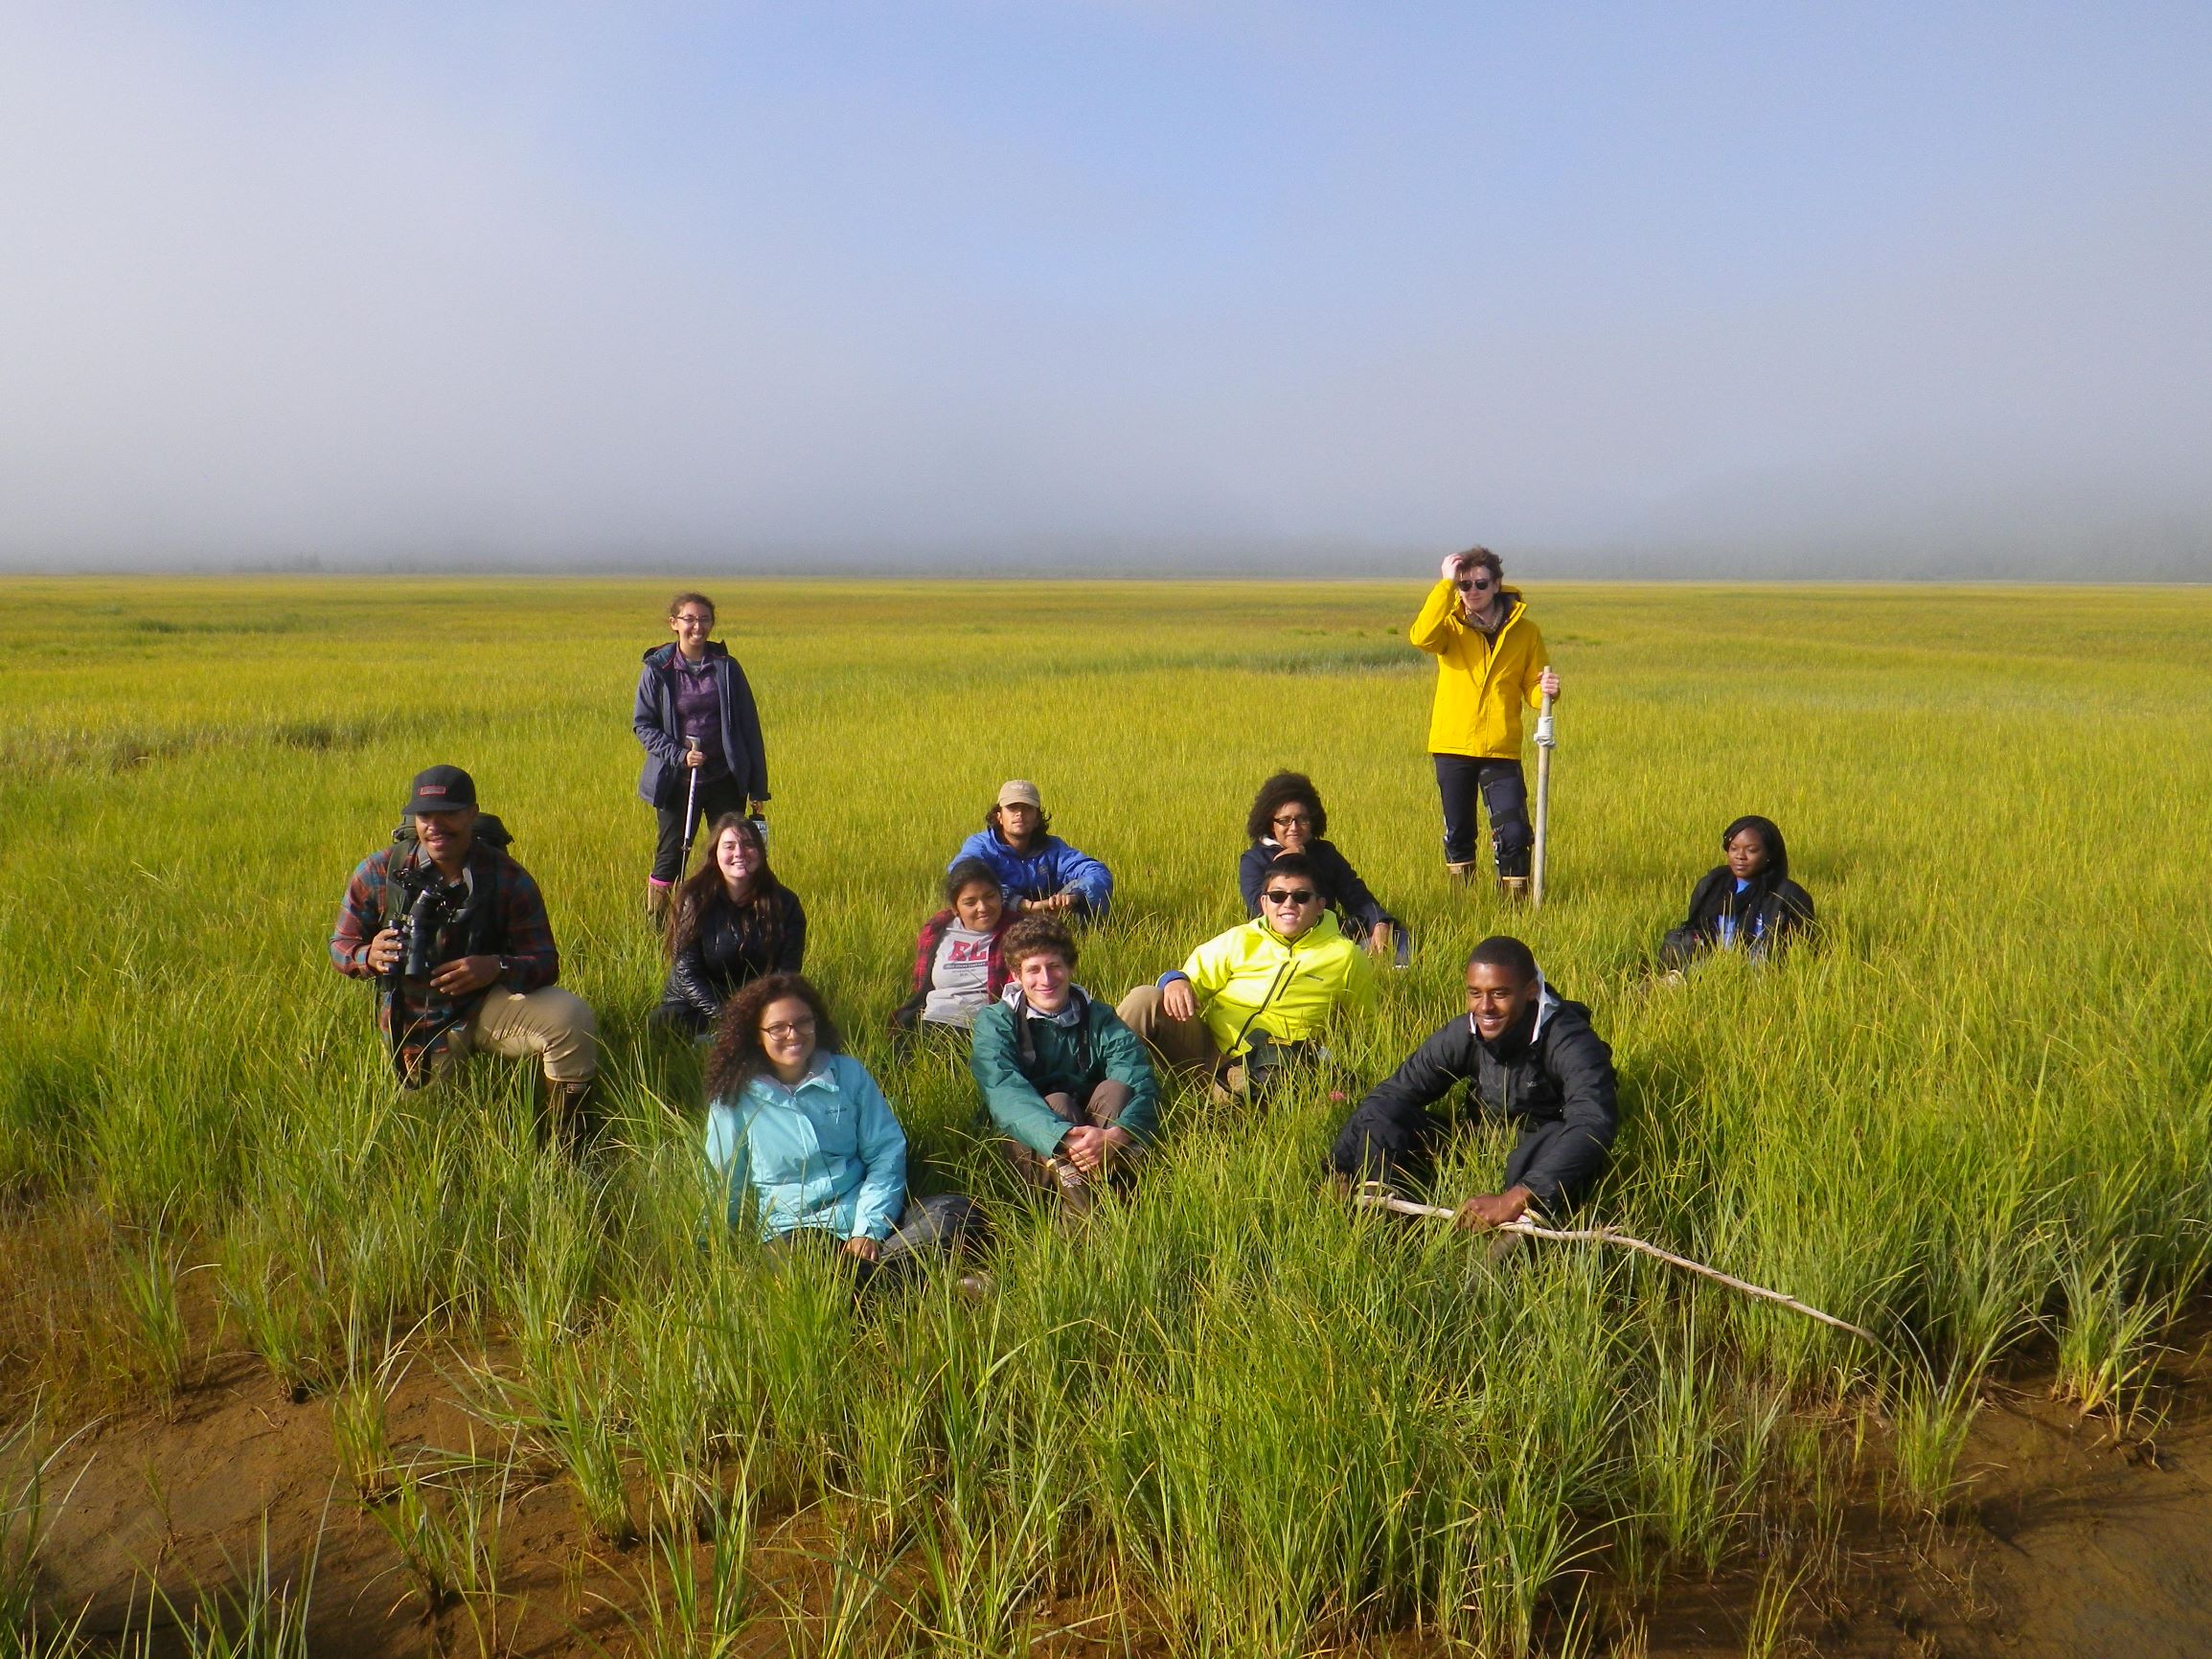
[666,813,787,960]
[1001,914,1078,972]
[1245,771,1327,843]
[704,972,843,1102]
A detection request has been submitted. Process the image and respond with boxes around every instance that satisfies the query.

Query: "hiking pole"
[1352,1186,1879,1346]
[678,738,703,875]
[1531,687,1556,908]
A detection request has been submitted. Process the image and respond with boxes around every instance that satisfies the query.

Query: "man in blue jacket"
[949,780,1113,920]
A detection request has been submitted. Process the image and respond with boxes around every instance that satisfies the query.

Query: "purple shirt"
[672,655,730,780]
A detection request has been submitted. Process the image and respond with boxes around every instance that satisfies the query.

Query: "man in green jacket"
[970,916,1160,1217]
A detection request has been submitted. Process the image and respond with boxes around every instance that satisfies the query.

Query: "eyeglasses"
[762,1018,816,1040]
[674,613,713,627]
[1455,576,1494,593]
[1270,811,1313,829]
[1263,888,1317,905]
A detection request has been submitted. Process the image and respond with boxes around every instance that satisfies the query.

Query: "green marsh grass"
[4,578,2211,1649]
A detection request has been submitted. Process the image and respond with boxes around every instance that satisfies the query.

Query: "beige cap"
[995,779,1043,809]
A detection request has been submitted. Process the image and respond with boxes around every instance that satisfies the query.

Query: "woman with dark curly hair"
[650,814,806,1037]
[703,973,987,1286]
[1239,772,1401,960]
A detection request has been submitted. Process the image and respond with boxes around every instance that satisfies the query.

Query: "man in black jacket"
[1329,935,1616,1227]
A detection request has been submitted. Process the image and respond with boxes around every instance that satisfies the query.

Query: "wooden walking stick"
[1352,1186,1879,1346]
[1531,687,1556,907]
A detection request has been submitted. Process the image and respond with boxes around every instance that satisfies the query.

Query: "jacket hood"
[1469,973,1558,1052]
[643,640,730,668]
[1722,815,1790,882]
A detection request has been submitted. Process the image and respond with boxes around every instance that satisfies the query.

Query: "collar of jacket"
[1467,973,1558,1044]
[1253,910,1347,951]
[1473,596,1527,640]
[757,1053,837,1099]
[1002,982,1088,1026]
[643,640,729,669]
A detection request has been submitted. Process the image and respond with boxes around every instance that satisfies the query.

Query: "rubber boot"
[1497,876,1531,904]
[543,1078,601,1152]
[1445,861,1478,884]
[646,882,673,929]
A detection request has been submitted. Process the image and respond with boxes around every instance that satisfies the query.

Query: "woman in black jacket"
[1659,814,1814,969]
[1239,772,1402,960]
[650,814,807,1037]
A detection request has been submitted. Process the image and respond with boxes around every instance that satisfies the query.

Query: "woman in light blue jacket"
[703,972,987,1285]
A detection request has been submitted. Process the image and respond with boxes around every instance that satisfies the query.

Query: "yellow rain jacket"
[1176,910,1379,1058]
[1409,580,1549,759]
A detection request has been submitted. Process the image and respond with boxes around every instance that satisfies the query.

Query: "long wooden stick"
[1531,690,1555,907]
[1354,1188,1879,1346]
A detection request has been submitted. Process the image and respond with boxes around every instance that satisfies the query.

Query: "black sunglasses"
[1455,575,1494,592]
[1263,887,1317,904]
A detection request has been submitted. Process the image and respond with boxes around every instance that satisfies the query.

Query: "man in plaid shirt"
[331,765,598,1133]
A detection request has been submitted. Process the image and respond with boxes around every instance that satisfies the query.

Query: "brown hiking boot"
[1047,1157,1096,1221]
[646,883,673,928]
[1445,860,1478,884]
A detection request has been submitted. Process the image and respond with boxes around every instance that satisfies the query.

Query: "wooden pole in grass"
[1531,689,1556,907]
[1352,1186,1879,1346]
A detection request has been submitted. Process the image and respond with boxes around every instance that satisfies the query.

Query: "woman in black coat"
[1238,772,1402,960]
[1659,814,1814,969]
[650,814,807,1037]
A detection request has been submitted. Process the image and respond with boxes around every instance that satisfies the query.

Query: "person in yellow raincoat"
[1408,547,1563,894]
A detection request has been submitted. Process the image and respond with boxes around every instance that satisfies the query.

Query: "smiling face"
[759,994,818,1082]
[717,823,760,893]
[953,879,1004,931]
[1725,827,1770,881]
[1268,803,1316,853]
[1260,877,1323,942]
[413,807,478,871]
[669,602,714,658]
[1454,561,1501,615]
[1015,949,1072,1013]
[1465,960,1539,1042]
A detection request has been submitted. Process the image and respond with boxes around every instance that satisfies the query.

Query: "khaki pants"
[448,987,599,1084]
[997,1079,1146,1209]
[1114,985,1222,1078]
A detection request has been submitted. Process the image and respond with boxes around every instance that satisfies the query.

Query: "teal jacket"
[969,988,1160,1158]
[705,1052,907,1241]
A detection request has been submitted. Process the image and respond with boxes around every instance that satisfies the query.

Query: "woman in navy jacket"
[1239,772,1401,960]
[634,591,770,924]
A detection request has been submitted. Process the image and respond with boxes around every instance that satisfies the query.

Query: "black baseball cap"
[402,765,478,816]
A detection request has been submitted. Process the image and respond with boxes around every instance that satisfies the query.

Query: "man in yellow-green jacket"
[1410,546,1563,893]
[1117,852,1378,1100]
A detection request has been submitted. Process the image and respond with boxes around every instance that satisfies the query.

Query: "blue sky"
[1,3,2206,572]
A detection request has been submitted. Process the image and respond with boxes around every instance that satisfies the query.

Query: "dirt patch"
[1643,1345,2212,1658]
[17,1345,2212,1656]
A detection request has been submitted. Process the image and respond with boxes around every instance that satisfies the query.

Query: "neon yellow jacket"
[1174,910,1379,1057]
[1409,580,1549,759]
